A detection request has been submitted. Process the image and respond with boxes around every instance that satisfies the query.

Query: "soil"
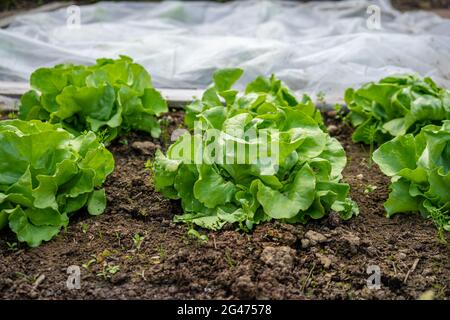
[0,110,449,300]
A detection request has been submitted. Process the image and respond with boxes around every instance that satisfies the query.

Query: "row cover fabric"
[0,0,449,101]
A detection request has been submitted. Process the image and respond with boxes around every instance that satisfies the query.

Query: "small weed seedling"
[97,264,120,280]
[133,233,145,251]
[82,257,97,270]
[364,184,378,194]
[157,244,166,260]
[224,250,235,269]
[6,242,18,251]
[187,228,209,244]
[81,223,89,234]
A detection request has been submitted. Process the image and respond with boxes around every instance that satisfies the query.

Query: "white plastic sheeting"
[0,0,449,100]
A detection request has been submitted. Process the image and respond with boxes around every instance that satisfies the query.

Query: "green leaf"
[373,135,418,176]
[87,189,107,216]
[384,179,420,217]
[213,68,243,92]
[30,68,68,94]
[19,90,45,120]
[193,165,237,208]
[256,164,316,219]
[142,88,168,116]
[8,206,62,247]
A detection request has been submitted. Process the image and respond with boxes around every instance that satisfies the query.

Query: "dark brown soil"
[0,110,449,300]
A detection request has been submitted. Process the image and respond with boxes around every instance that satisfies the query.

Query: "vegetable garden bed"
[0,109,448,300]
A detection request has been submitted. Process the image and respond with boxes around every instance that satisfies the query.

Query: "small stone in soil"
[131,141,159,155]
[304,230,328,245]
[231,275,256,299]
[341,232,361,254]
[315,253,333,269]
[301,238,311,249]
[327,211,341,228]
[327,124,338,135]
[260,246,295,270]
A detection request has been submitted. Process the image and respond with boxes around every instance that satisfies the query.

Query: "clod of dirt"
[327,124,338,135]
[231,275,257,299]
[131,141,159,155]
[340,231,361,255]
[327,211,341,228]
[260,246,295,270]
[365,246,378,257]
[301,238,311,249]
[304,230,328,245]
[315,253,333,269]
[110,273,129,285]
[326,110,337,118]
[396,251,407,260]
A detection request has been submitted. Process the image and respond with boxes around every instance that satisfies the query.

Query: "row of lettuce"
[0,56,448,246]
[1,57,167,247]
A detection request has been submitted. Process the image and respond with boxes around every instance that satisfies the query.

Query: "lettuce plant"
[19,56,168,142]
[345,74,450,145]
[154,69,358,230]
[373,121,450,236]
[0,120,114,247]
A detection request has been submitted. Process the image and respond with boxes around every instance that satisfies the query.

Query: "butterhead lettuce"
[373,121,450,235]
[19,56,168,142]
[0,120,114,247]
[345,74,450,145]
[154,69,358,231]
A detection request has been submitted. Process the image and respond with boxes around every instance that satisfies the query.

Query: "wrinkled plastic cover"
[0,0,449,100]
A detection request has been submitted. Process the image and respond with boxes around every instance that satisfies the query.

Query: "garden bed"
[0,110,449,300]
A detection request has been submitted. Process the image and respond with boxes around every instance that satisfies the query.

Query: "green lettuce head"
[0,120,114,247]
[19,56,168,142]
[373,120,450,235]
[154,69,358,231]
[345,74,450,145]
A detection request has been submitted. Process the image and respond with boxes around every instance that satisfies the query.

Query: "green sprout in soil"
[6,242,18,251]
[7,112,18,119]
[187,228,209,244]
[224,249,235,269]
[157,244,166,260]
[364,184,378,194]
[81,223,89,234]
[133,233,145,251]
[333,103,347,121]
[97,264,120,280]
[82,258,96,270]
